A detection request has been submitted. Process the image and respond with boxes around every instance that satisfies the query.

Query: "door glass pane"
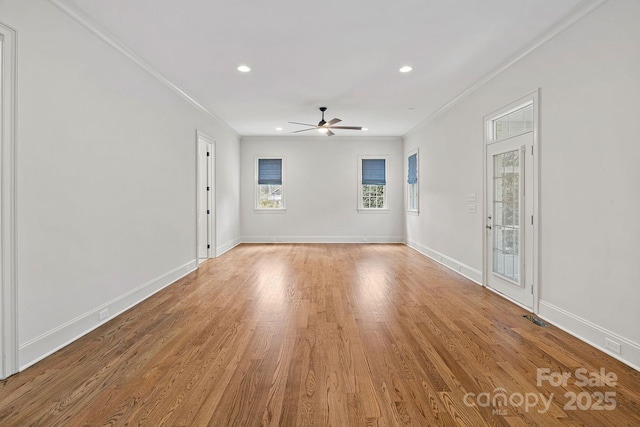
[493,149,520,282]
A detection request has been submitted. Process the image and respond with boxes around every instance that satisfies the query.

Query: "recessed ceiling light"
[362,128,369,131]
[399,66,413,73]
[237,65,251,73]
[275,127,283,131]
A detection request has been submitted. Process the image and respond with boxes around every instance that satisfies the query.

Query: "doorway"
[484,93,538,311]
[196,131,215,263]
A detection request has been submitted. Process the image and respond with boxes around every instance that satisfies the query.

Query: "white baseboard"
[216,237,241,257]
[241,236,404,244]
[405,240,483,285]
[538,300,640,372]
[19,260,198,371]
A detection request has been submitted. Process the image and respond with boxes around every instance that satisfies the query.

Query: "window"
[359,157,387,211]
[407,151,418,212]
[493,104,533,141]
[256,158,285,210]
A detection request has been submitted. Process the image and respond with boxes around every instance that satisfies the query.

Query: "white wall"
[241,136,404,242]
[405,0,640,368]
[214,134,241,255]
[0,0,240,369]
[404,100,485,283]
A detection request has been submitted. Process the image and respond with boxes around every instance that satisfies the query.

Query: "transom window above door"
[493,104,533,141]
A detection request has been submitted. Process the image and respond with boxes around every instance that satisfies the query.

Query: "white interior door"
[197,133,214,262]
[486,131,534,308]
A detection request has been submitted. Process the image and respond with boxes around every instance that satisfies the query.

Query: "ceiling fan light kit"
[289,107,363,136]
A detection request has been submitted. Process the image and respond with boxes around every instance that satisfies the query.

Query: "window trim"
[255,156,286,212]
[357,155,389,213]
[407,149,419,214]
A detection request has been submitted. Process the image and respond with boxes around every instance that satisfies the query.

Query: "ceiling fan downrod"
[318,107,327,126]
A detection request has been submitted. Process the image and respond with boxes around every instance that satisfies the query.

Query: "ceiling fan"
[289,107,363,136]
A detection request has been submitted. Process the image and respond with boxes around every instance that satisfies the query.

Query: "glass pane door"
[492,149,521,283]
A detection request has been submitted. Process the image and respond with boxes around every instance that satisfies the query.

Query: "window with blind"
[359,157,387,211]
[407,151,418,212]
[256,158,284,209]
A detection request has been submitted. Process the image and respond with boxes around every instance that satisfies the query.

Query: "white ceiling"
[58,0,585,137]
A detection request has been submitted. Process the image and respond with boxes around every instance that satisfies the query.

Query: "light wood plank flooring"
[1,244,639,426]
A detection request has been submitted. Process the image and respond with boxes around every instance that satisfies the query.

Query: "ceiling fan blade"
[289,121,317,127]
[291,128,316,133]
[329,126,363,130]
[327,118,342,126]
[326,129,335,136]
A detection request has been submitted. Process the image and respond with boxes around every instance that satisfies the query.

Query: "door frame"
[482,89,540,313]
[0,22,18,379]
[196,130,215,262]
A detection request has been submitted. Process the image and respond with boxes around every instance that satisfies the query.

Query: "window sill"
[357,208,389,214]
[254,208,287,214]
[407,210,420,216]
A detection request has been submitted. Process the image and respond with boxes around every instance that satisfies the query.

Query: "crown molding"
[47,0,239,137]
[405,0,609,138]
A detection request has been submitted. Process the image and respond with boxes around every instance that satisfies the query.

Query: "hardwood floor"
[1,244,639,426]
